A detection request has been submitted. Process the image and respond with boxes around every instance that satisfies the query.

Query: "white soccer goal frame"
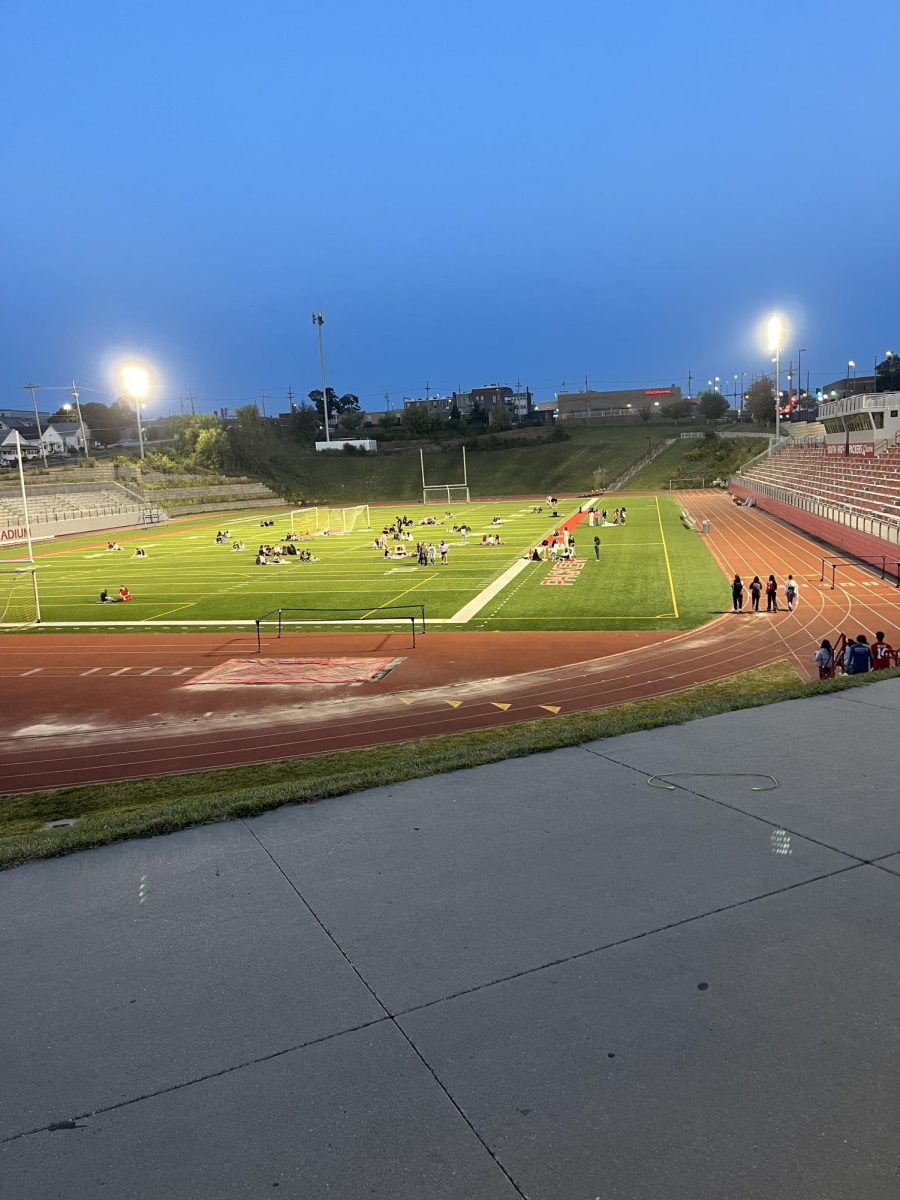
[0,564,41,625]
[420,448,470,505]
[325,505,371,534]
[289,507,320,535]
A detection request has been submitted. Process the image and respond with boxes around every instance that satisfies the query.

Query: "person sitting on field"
[133,547,146,558]
[531,548,541,561]
[394,544,407,557]
[107,541,122,551]
[232,541,245,551]
[99,589,115,603]
[118,586,133,601]
[491,515,502,525]
[256,553,267,566]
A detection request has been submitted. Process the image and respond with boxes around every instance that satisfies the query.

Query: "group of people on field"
[814,632,896,678]
[731,573,800,613]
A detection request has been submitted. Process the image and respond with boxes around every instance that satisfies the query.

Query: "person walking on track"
[785,575,799,611]
[731,574,745,612]
[749,575,762,612]
[765,575,778,612]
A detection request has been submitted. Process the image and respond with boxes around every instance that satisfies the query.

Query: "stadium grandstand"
[0,483,161,539]
[731,389,900,555]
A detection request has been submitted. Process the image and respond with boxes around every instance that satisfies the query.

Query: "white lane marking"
[141,667,161,676]
[19,668,43,676]
[172,667,193,675]
[79,667,102,676]
[111,667,132,676]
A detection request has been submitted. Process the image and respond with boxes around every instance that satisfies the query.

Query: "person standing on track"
[731,574,745,612]
[749,575,763,612]
[593,535,601,561]
[765,574,778,612]
[785,575,799,611]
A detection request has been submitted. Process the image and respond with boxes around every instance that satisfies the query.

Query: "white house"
[0,426,43,458]
[44,421,90,451]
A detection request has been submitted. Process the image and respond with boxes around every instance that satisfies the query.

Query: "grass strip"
[3,661,899,871]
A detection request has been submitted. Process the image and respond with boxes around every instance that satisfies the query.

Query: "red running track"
[3,492,900,794]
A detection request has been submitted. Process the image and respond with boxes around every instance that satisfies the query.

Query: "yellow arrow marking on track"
[540,705,562,714]
[491,702,511,711]
[445,700,464,708]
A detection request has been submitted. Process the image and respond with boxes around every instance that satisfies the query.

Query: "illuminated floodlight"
[767,315,784,353]
[122,365,149,399]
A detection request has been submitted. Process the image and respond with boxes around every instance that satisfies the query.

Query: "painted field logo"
[0,527,28,543]
[541,557,586,586]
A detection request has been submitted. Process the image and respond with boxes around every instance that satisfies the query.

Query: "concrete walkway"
[3,679,900,1198]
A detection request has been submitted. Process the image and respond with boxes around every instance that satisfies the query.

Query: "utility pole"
[424,380,431,401]
[69,380,90,460]
[287,386,295,411]
[259,391,267,419]
[687,371,692,405]
[384,390,390,412]
[22,382,48,468]
[584,373,589,392]
[187,390,196,417]
[787,360,793,418]
[179,396,185,416]
[311,312,331,442]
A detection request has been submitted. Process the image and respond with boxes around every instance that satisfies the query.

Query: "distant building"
[819,374,877,400]
[453,384,533,423]
[45,421,90,451]
[0,409,52,428]
[402,395,453,417]
[556,386,683,421]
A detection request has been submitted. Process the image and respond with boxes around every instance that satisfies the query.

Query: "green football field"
[1,496,728,633]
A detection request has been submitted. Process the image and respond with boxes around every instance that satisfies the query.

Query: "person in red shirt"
[118,585,133,602]
[871,631,895,670]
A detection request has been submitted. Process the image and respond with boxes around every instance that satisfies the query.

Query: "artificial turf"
[1,494,727,633]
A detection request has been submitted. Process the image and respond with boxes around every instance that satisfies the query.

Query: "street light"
[847,360,856,399]
[122,365,149,460]
[311,312,331,443]
[767,315,784,439]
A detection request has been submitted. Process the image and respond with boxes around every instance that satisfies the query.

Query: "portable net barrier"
[253,603,426,652]
[820,555,900,590]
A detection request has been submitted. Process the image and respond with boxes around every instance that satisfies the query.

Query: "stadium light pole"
[122,366,149,460]
[847,359,855,399]
[311,311,331,443]
[767,316,784,440]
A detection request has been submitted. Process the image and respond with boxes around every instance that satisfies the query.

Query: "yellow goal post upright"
[420,446,470,505]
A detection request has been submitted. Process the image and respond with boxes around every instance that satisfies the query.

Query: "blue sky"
[2,0,897,413]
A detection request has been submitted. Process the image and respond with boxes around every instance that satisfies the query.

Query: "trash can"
[701,519,711,534]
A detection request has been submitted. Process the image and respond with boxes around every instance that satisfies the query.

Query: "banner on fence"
[825,442,875,457]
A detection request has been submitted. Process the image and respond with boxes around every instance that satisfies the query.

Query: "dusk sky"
[2,0,897,414]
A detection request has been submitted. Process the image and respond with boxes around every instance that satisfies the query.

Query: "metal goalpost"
[421,447,470,504]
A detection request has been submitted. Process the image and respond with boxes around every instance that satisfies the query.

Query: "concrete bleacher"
[742,443,900,524]
[0,487,146,526]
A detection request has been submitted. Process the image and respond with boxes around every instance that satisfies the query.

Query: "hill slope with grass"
[281,425,687,502]
[623,434,769,491]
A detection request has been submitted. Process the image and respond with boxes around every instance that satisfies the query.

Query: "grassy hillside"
[278,425,684,502]
[625,435,769,491]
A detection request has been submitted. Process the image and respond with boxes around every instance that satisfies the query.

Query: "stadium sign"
[825,443,875,457]
[0,526,28,543]
[644,388,672,396]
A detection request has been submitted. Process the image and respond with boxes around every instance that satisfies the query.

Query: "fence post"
[255,619,261,655]
[278,608,283,639]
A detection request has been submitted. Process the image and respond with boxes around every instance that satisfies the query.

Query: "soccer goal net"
[0,565,41,626]
[290,507,320,535]
[327,505,370,533]
[422,484,470,505]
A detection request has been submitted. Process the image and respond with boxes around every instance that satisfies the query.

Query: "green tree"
[491,404,513,430]
[401,406,441,436]
[448,401,461,429]
[466,402,488,427]
[308,389,360,421]
[875,352,900,392]
[192,426,231,471]
[288,405,321,443]
[746,378,775,425]
[697,391,729,422]
[661,399,692,422]
[638,406,652,423]
[340,409,365,432]
[79,400,133,446]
